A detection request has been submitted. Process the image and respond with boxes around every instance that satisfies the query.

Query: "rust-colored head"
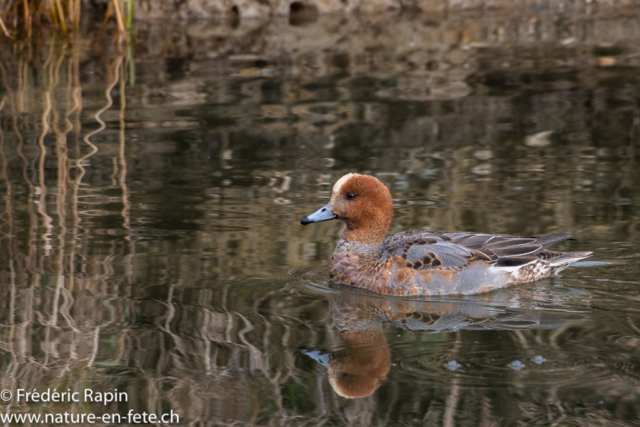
[331,173,394,244]
[301,173,394,245]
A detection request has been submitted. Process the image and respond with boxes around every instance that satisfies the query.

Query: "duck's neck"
[343,227,387,246]
[342,211,391,245]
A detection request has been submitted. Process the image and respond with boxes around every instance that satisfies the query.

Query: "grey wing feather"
[407,243,471,267]
[436,231,575,258]
[383,231,577,269]
[383,232,474,268]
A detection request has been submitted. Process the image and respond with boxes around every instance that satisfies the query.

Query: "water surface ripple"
[0,8,639,426]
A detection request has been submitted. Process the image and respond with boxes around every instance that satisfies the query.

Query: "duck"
[300,173,592,296]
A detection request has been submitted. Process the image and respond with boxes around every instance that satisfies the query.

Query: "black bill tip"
[300,203,337,226]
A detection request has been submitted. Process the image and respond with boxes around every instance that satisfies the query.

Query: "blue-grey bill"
[301,203,337,225]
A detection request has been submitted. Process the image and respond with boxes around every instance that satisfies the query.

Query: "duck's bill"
[301,203,337,225]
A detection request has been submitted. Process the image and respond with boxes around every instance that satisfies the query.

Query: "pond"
[0,7,639,426]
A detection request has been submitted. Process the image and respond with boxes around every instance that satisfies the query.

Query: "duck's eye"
[346,193,356,200]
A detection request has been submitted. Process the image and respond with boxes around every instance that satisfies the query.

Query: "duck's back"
[330,231,591,296]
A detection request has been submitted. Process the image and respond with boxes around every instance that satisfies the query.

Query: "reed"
[0,0,134,39]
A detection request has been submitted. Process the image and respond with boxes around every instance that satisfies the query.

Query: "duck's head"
[301,173,394,245]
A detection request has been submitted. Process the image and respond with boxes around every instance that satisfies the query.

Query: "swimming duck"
[301,173,592,296]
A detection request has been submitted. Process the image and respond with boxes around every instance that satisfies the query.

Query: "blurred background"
[0,1,639,425]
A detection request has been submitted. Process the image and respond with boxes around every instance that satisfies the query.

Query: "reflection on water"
[0,7,640,426]
[303,287,578,399]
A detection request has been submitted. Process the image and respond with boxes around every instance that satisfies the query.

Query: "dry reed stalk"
[22,0,31,37]
[68,0,80,28]
[99,0,115,36]
[112,0,126,34]
[52,0,68,33]
[1,0,131,38]
[0,15,12,38]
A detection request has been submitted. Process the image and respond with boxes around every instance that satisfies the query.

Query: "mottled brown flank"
[417,269,457,286]
[330,252,424,296]
[330,248,467,296]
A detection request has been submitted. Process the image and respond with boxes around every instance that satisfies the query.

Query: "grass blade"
[126,0,134,29]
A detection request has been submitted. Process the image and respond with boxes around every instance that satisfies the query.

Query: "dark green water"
[0,8,639,426]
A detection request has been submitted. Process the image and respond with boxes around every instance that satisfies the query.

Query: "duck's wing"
[382,231,576,269]
[438,231,578,268]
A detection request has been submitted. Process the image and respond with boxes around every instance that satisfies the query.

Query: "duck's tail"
[533,233,575,248]
[547,250,593,274]
[505,250,592,285]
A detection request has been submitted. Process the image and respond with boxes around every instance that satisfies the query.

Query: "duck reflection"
[303,287,567,398]
[304,327,390,399]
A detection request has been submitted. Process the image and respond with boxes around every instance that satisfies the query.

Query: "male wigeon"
[301,173,592,296]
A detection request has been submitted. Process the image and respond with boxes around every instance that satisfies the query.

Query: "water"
[0,8,639,426]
